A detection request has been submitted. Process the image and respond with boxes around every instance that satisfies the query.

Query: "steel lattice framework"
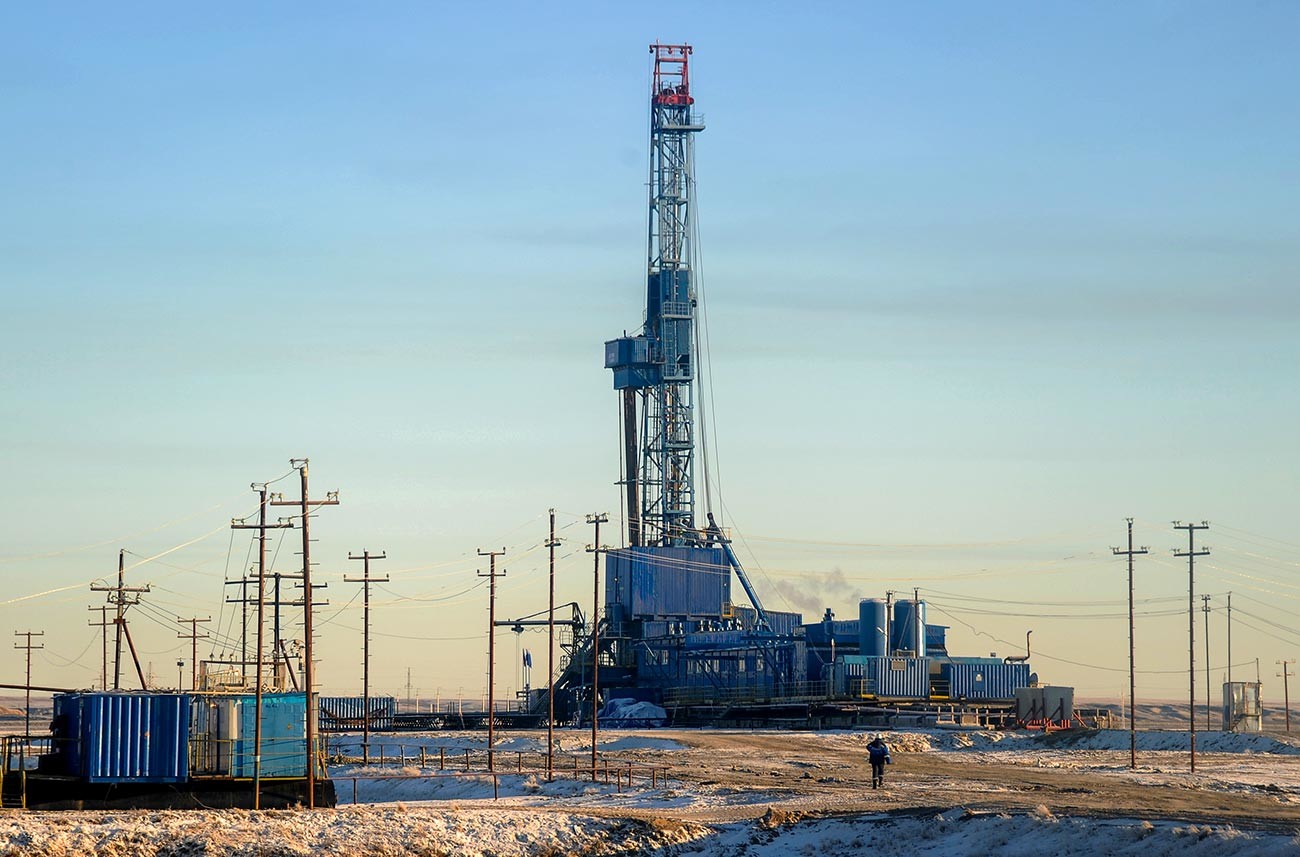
[605,43,705,547]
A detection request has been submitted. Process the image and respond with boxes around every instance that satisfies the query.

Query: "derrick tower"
[605,43,705,548]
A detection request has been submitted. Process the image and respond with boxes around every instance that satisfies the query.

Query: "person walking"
[867,734,892,789]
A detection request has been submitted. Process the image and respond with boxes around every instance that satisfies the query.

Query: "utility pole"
[885,590,893,655]
[1226,592,1233,685]
[90,549,150,689]
[176,617,211,691]
[1279,660,1295,733]
[587,512,609,781]
[233,483,293,810]
[270,458,339,810]
[224,575,253,683]
[1112,519,1147,770]
[1173,521,1209,773]
[346,550,388,764]
[14,630,44,737]
[477,547,507,772]
[546,508,559,782]
[88,606,112,690]
[1202,594,1212,731]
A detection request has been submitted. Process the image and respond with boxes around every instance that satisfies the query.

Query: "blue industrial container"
[605,546,731,619]
[56,692,190,783]
[925,623,948,653]
[890,600,926,656]
[940,662,1030,700]
[762,610,804,637]
[605,337,659,389]
[234,693,307,778]
[858,599,888,657]
[837,656,930,699]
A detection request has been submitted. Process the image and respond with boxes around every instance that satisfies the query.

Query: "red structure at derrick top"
[650,43,694,106]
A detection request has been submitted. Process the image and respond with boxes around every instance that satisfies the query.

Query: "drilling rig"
[596,44,804,707]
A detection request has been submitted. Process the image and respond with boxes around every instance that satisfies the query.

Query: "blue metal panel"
[70,693,189,783]
[606,546,730,619]
[605,338,659,389]
[858,599,888,657]
[925,623,948,652]
[802,618,860,646]
[683,630,749,650]
[837,656,930,699]
[235,693,307,778]
[941,662,1030,700]
[763,610,804,637]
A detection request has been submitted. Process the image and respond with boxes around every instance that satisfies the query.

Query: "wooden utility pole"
[88,606,112,690]
[1173,521,1209,772]
[1202,594,1212,731]
[233,484,293,809]
[546,509,559,782]
[586,512,609,781]
[1112,519,1147,770]
[1226,592,1233,685]
[1279,660,1295,733]
[270,459,339,809]
[90,549,150,689]
[346,550,388,764]
[176,617,212,691]
[224,575,254,683]
[14,630,44,736]
[477,548,507,772]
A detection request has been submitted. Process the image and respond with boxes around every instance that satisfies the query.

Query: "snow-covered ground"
[5,728,1300,855]
[1,804,1296,856]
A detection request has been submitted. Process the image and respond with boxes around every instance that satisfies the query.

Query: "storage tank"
[858,599,888,657]
[891,599,926,657]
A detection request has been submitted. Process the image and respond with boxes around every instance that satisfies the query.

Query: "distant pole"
[587,512,609,781]
[1202,594,1212,731]
[177,659,184,690]
[176,617,211,690]
[1279,660,1295,733]
[91,549,149,689]
[546,509,559,782]
[1112,519,1147,770]
[346,550,389,764]
[477,547,507,772]
[88,606,112,690]
[1173,521,1209,773]
[14,630,44,736]
[1226,592,1233,685]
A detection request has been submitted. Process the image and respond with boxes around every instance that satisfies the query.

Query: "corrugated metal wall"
[62,693,191,783]
[605,547,731,618]
[837,656,930,699]
[940,662,1029,700]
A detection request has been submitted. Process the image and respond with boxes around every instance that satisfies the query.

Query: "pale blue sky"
[2,3,1297,703]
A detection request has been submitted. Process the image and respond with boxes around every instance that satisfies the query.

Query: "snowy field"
[4,727,1300,855]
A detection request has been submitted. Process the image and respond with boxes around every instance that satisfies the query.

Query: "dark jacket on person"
[867,738,891,765]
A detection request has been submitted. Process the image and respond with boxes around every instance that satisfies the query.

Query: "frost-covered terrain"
[5,728,1300,855]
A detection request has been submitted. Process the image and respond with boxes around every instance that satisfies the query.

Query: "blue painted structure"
[836,656,930,699]
[233,693,306,778]
[858,599,888,657]
[605,546,731,621]
[940,662,1030,700]
[54,692,189,783]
